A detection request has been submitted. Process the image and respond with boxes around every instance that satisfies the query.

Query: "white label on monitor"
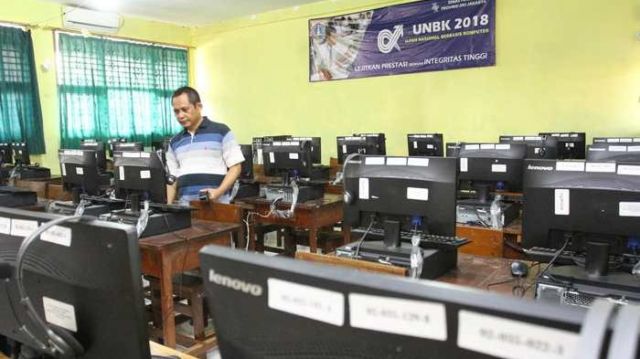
[607,138,620,143]
[41,225,72,247]
[426,144,434,149]
[0,217,10,235]
[413,141,418,149]
[42,297,78,333]
[406,187,429,201]
[11,219,38,237]
[513,136,524,141]
[618,165,640,176]
[359,178,370,200]
[365,157,385,165]
[465,144,480,150]
[460,158,468,172]
[495,144,511,150]
[457,310,578,359]
[123,152,140,158]
[268,278,344,327]
[560,133,570,137]
[75,167,84,176]
[140,170,151,179]
[635,139,640,143]
[269,152,275,164]
[589,147,605,152]
[257,149,264,164]
[619,202,640,217]
[628,146,640,152]
[407,158,429,167]
[491,164,507,173]
[585,162,616,173]
[349,293,446,341]
[480,144,494,150]
[289,153,299,160]
[118,166,125,180]
[525,136,541,141]
[554,189,570,215]
[61,164,67,176]
[621,138,633,143]
[555,161,584,172]
[342,144,347,154]
[140,152,151,158]
[609,146,627,152]
[386,157,406,166]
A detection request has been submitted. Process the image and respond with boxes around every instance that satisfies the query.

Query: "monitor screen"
[79,140,107,173]
[407,134,444,157]
[539,132,586,159]
[336,136,386,164]
[239,144,254,180]
[0,143,12,165]
[289,136,322,164]
[113,151,166,203]
[262,140,314,178]
[12,142,30,166]
[343,155,457,236]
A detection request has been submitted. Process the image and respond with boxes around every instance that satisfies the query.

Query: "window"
[57,32,188,148]
[0,24,46,154]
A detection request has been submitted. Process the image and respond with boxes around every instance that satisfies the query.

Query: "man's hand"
[201,188,223,202]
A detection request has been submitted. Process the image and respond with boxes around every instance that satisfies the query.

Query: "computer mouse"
[510,261,529,278]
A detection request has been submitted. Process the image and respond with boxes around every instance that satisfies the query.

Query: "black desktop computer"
[449,143,526,227]
[79,140,108,173]
[1,143,51,180]
[336,134,386,164]
[199,245,640,358]
[103,150,191,238]
[539,132,586,159]
[586,143,640,163]
[407,133,444,157]
[0,186,37,207]
[337,155,468,279]
[499,134,559,159]
[523,159,640,307]
[0,208,158,358]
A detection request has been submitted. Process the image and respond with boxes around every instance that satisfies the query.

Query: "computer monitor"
[499,135,559,159]
[262,140,314,180]
[113,150,166,204]
[336,135,386,164]
[343,155,457,239]
[0,208,151,358]
[407,134,444,157]
[199,245,613,358]
[79,140,107,173]
[353,132,386,152]
[0,143,12,165]
[113,142,144,152]
[289,136,321,164]
[151,137,172,153]
[593,137,640,145]
[12,143,30,166]
[58,149,105,196]
[445,142,461,157]
[107,138,127,157]
[452,143,527,201]
[586,144,640,162]
[539,132,586,159]
[522,159,640,274]
[239,144,254,180]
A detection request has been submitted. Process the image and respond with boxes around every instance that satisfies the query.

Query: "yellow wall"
[193,0,640,163]
[0,0,193,172]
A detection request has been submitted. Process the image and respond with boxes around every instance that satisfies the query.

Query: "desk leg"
[159,256,176,348]
[343,224,351,245]
[309,227,318,254]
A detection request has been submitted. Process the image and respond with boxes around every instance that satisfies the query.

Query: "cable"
[354,218,376,258]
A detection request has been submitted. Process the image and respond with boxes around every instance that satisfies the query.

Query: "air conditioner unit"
[63,6,121,34]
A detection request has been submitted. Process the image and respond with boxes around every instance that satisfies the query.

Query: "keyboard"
[525,246,577,265]
[351,227,469,248]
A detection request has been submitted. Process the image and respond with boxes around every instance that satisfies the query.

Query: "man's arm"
[165,142,179,204]
[166,183,178,204]
[204,163,242,201]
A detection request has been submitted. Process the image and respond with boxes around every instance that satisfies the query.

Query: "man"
[165,87,244,204]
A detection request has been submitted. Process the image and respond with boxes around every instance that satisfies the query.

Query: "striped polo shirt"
[166,117,245,203]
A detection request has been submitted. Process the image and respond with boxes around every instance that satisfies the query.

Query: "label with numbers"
[268,278,344,326]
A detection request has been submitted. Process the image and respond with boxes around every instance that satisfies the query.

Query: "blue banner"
[309,0,495,81]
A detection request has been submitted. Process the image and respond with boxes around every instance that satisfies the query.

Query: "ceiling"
[42,0,324,26]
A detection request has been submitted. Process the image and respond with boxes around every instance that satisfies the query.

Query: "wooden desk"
[150,341,199,359]
[140,220,241,349]
[190,201,252,248]
[456,218,523,259]
[241,194,344,254]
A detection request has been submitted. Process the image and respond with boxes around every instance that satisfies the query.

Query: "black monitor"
[452,143,527,201]
[353,132,386,152]
[522,159,640,276]
[343,155,457,238]
[58,149,105,196]
[12,143,30,166]
[107,138,127,157]
[262,140,314,180]
[499,135,559,159]
[151,137,172,153]
[445,142,461,157]
[113,150,166,204]
[113,142,144,152]
[79,140,107,173]
[252,136,291,165]
[407,134,444,157]
[587,144,640,162]
[0,208,151,358]
[539,132,586,159]
[593,137,640,145]
[0,143,12,165]
[198,245,623,358]
[289,136,321,164]
[239,144,254,180]
[336,135,386,164]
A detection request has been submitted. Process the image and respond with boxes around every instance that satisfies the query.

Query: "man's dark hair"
[172,86,201,106]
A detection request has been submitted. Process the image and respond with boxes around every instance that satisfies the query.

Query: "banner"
[309,0,495,82]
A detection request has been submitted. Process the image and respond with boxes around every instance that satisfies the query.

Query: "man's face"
[172,93,202,129]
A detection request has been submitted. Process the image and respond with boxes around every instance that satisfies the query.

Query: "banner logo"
[377,25,404,53]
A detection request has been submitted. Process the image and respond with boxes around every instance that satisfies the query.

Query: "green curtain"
[57,33,188,148]
[0,26,46,154]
